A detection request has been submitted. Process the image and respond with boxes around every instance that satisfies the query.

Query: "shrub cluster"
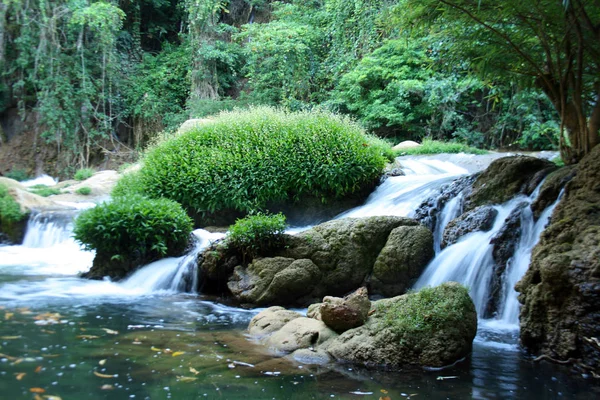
[395,139,487,156]
[74,168,94,181]
[140,107,393,215]
[28,185,61,197]
[76,186,92,195]
[73,195,193,261]
[226,212,286,258]
[0,184,26,222]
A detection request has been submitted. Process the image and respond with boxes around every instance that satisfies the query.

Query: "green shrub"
[4,168,30,182]
[141,107,393,216]
[28,185,61,197]
[395,139,487,156]
[226,212,287,258]
[112,171,147,198]
[379,283,474,336]
[76,186,92,195]
[0,184,26,222]
[73,195,193,261]
[74,168,94,181]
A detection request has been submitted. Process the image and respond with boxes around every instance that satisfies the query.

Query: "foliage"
[4,169,30,182]
[380,283,473,336]
[396,139,487,156]
[73,195,193,260]
[0,184,26,222]
[226,212,286,258]
[74,168,94,181]
[76,186,92,195]
[28,185,61,197]
[111,171,147,198]
[399,0,599,163]
[141,107,393,216]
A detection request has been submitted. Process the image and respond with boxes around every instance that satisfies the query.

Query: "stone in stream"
[441,205,498,249]
[319,287,371,333]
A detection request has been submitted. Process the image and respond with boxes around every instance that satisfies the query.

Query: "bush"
[4,168,30,182]
[395,139,487,156]
[28,185,61,197]
[0,184,26,222]
[226,212,286,258]
[76,186,92,195]
[140,107,393,216]
[74,195,193,261]
[74,168,94,181]
[112,171,146,198]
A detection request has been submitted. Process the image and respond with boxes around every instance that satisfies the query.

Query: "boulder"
[392,140,421,151]
[465,156,555,211]
[516,145,600,376]
[265,317,338,354]
[369,225,434,296]
[441,205,498,248]
[248,306,303,338]
[227,257,321,306]
[320,287,371,333]
[326,282,477,368]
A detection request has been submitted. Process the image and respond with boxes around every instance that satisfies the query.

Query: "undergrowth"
[395,139,487,156]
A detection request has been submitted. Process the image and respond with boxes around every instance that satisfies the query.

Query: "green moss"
[28,185,61,197]
[73,195,193,261]
[395,139,487,156]
[379,283,474,336]
[4,168,30,182]
[75,186,92,195]
[226,212,287,259]
[0,183,26,222]
[139,107,393,216]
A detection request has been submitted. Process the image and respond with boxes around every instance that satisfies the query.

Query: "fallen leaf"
[100,384,114,390]
[1,336,22,340]
[98,359,106,366]
[43,396,63,400]
[436,376,458,381]
[189,367,199,375]
[172,351,185,357]
[102,328,119,335]
[176,376,198,382]
[379,397,391,400]
[40,330,55,335]
[35,365,43,373]
[0,353,18,361]
[29,387,45,393]
[150,346,162,352]
[163,348,172,354]
[15,372,26,380]
[77,335,100,340]
[380,390,389,394]
[34,395,44,400]
[41,354,60,358]
[5,312,14,320]
[93,371,117,379]
[132,341,142,345]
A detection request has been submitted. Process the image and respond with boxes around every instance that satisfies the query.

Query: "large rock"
[247,306,303,338]
[326,282,477,368]
[369,225,434,296]
[441,205,498,248]
[265,317,338,354]
[465,156,555,211]
[530,166,576,219]
[227,257,321,306]
[320,287,371,333]
[516,145,600,376]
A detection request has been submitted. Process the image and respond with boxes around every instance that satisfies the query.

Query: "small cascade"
[22,211,76,248]
[432,192,464,253]
[120,229,224,294]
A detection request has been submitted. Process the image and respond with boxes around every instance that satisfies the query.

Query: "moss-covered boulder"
[516,145,600,376]
[441,205,498,248]
[369,225,434,296]
[247,282,477,369]
[326,282,477,368]
[465,156,555,211]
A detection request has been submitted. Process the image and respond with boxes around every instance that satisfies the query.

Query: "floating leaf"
[35,365,43,373]
[172,351,185,357]
[100,384,114,390]
[150,346,162,352]
[189,367,199,375]
[29,387,45,393]
[40,330,55,335]
[0,353,18,361]
[33,395,44,400]
[43,395,62,400]
[98,359,106,366]
[176,376,198,382]
[77,335,100,340]
[102,328,119,335]
[1,336,21,340]
[93,371,116,378]
[436,376,458,381]
[5,312,14,320]
[15,372,26,380]
[379,397,391,400]
[380,390,389,394]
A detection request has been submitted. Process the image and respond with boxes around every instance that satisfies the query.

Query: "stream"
[0,154,595,399]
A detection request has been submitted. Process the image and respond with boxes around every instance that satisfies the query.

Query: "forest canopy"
[1,0,597,172]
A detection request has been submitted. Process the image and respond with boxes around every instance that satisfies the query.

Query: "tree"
[401,0,600,164]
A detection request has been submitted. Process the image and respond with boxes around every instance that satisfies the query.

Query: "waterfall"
[22,211,76,248]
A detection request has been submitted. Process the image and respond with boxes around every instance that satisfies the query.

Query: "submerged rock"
[465,156,555,211]
[441,205,498,248]
[248,282,477,369]
[320,287,371,333]
[516,145,600,376]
